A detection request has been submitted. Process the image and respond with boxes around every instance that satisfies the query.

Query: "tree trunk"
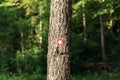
[82,0,87,44]
[109,12,113,29]
[100,14,106,62]
[47,0,71,80]
[20,31,24,52]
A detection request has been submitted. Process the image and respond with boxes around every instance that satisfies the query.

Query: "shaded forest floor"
[0,72,120,80]
[71,73,120,80]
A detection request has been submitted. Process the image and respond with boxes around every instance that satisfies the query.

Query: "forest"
[0,0,120,80]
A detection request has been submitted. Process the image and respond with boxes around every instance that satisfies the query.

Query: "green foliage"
[0,73,46,80]
[71,0,120,74]
[0,0,49,75]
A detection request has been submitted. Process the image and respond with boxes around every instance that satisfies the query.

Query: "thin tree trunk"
[47,0,71,80]
[20,31,24,52]
[100,14,106,62]
[109,12,113,29]
[109,13,114,37]
[39,21,42,44]
[34,21,43,48]
[82,0,87,44]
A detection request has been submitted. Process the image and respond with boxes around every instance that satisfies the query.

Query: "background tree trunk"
[100,14,106,62]
[82,0,87,44]
[47,0,71,80]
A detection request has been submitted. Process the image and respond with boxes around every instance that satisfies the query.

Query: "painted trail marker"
[56,38,64,46]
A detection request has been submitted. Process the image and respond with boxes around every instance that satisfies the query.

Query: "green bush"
[0,73,46,80]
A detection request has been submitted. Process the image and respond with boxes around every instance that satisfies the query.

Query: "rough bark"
[47,0,71,80]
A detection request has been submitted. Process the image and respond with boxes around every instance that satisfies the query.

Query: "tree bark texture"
[47,0,71,80]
